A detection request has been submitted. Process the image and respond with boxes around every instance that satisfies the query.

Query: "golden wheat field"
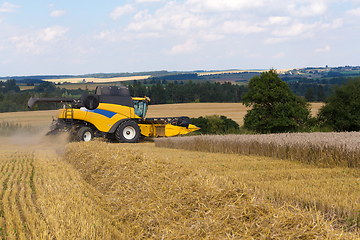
[156,134,360,228]
[0,103,358,238]
[197,69,291,76]
[0,135,357,239]
[43,76,151,84]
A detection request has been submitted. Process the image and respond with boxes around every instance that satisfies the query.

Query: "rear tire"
[115,121,140,143]
[77,127,94,142]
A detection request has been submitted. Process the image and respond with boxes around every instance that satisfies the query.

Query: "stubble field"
[0,102,358,238]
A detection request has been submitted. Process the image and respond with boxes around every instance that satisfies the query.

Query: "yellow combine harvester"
[28,85,199,143]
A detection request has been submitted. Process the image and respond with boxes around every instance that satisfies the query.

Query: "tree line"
[0,80,248,113]
[0,81,89,112]
[128,81,248,104]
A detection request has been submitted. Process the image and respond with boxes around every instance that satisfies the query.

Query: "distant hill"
[1,66,360,84]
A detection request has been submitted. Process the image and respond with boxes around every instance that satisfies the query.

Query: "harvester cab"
[28,85,199,143]
[132,97,149,118]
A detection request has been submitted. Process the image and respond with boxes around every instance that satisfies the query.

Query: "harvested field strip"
[0,140,127,239]
[33,147,123,239]
[0,151,45,239]
[155,132,360,168]
[64,141,356,238]
[152,140,360,231]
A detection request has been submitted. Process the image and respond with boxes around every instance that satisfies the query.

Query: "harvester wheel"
[77,126,94,142]
[115,121,140,143]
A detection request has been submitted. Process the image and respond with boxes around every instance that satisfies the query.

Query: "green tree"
[190,115,239,134]
[149,83,165,104]
[133,82,147,97]
[305,86,316,102]
[34,81,56,93]
[4,79,20,93]
[243,69,310,133]
[317,85,326,102]
[318,77,360,131]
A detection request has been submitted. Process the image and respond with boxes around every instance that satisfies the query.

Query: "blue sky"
[1,0,360,76]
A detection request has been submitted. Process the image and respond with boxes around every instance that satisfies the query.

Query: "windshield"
[133,100,148,118]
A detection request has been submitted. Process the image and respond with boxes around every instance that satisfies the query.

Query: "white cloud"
[272,23,315,37]
[94,30,116,40]
[0,2,21,13]
[110,4,136,20]
[126,9,161,31]
[273,52,285,59]
[16,40,43,54]
[314,45,330,52]
[346,7,360,16]
[321,18,343,29]
[7,25,70,55]
[222,21,264,34]
[289,2,328,17]
[50,9,66,17]
[167,39,197,55]
[38,26,69,41]
[331,18,343,28]
[9,35,44,54]
[198,30,224,41]
[75,46,96,55]
[264,16,291,26]
[126,2,212,33]
[185,0,266,13]
[93,30,126,42]
[136,0,161,3]
[264,37,289,44]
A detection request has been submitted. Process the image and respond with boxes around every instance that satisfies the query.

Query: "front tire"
[77,127,94,142]
[115,121,140,143]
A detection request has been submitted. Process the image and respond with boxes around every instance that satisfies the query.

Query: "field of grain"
[155,133,360,228]
[43,75,150,84]
[0,110,58,127]
[0,101,358,237]
[0,134,356,238]
[198,69,291,76]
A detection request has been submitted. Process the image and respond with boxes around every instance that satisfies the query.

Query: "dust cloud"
[9,127,69,146]
[0,126,71,157]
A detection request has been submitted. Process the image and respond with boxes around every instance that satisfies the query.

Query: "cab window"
[133,100,147,118]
